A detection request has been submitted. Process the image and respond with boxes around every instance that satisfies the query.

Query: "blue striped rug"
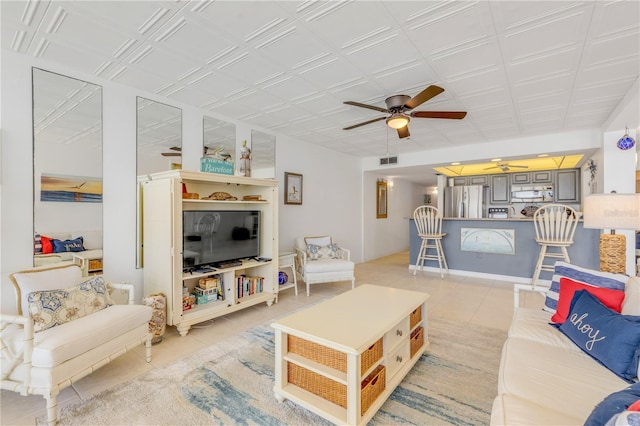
[56,317,506,425]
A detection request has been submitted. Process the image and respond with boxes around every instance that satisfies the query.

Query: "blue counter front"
[409,218,600,282]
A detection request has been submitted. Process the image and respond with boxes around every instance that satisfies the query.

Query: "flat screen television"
[182,210,260,268]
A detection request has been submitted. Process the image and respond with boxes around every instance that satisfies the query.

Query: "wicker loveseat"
[1,264,152,425]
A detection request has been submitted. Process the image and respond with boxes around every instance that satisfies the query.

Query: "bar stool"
[413,206,448,278]
[531,204,578,288]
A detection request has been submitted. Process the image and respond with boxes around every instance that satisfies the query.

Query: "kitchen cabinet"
[468,175,488,186]
[490,175,510,204]
[555,169,580,203]
[511,173,530,184]
[451,177,467,186]
[532,171,553,183]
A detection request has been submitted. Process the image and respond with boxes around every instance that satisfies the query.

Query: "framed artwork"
[40,173,102,202]
[376,180,388,218]
[460,228,515,255]
[284,172,303,205]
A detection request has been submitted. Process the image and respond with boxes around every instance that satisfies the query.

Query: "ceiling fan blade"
[404,85,445,110]
[397,126,410,139]
[507,165,528,169]
[410,111,467,119]
[483,166,500,170]
[169,146,181,151]
[161,152,181,157]
[343,116,387,130]
[343,101,388,113]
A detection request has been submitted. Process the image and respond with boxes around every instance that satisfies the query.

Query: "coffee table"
[272,284,429,425]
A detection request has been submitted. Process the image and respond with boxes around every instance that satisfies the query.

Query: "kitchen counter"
[410,218,598,282]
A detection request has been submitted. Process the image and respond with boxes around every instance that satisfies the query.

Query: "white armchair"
[1,264,152,425]
[295,236,355,296]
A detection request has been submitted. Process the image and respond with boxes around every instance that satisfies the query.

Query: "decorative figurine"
[239,140,251,177]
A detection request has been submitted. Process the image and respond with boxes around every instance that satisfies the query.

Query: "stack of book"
[236,275,264,298]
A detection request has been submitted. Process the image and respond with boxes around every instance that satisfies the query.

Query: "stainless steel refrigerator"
[444,185,484,218]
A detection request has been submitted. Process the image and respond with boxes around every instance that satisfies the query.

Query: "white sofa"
[1,264,152,425]
[491,276,640,425]
[34,230,102,265]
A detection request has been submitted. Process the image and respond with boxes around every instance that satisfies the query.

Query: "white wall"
[362,173,418,261]
[1,50,362,314]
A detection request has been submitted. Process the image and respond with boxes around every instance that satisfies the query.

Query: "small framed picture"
[284,172,303,205]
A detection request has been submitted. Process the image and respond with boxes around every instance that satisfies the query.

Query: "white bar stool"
[413,206,448,278]
[531,204,578,288]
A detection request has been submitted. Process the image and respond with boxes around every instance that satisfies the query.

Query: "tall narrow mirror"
[251,130,276,179]
[136,97,182,268]
[33,68,103,272]
[203,116,235,165]
[136,97,183,175]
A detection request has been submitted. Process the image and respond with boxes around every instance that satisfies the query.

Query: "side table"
[278,251,298,298]
[72,249,103,276]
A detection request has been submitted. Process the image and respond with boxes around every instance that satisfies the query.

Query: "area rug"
[55,317,506,425]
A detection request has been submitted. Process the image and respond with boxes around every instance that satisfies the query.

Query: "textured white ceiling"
[3,0,640,163]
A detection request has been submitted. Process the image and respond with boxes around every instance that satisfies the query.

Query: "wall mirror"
[136,97,182,268]
[377,180,388,219]
[32,68,103,269]
[250,129,276,178]
[136,97,182,175]
[203,116,235,164]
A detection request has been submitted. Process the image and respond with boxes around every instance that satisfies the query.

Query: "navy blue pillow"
[558,290,640,382]
[52,237,85,253]
[584,382,640,426]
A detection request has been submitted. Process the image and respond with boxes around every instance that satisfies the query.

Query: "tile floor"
[1,251,544,425]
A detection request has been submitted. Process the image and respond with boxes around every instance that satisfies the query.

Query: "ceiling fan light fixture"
[386,113,410,129]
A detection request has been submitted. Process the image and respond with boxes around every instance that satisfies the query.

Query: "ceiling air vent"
[380,156,398,165]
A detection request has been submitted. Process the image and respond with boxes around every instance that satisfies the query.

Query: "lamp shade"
[386,114,409,129]
[583,193,640,230]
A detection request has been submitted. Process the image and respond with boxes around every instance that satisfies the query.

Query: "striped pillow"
[544,261,628,313]
[34,233,42,254]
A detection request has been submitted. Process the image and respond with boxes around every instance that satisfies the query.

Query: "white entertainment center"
[140,170,279,336]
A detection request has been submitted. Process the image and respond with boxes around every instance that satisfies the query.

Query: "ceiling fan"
[342,85,467,139]
[161,146,214,157]
[483,162,529,172]
[161,146,181,157]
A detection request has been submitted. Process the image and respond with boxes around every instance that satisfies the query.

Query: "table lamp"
[583,193,640,274]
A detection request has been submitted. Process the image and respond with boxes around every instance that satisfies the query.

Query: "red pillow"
[551,277,625,324]
[40,236,53,254]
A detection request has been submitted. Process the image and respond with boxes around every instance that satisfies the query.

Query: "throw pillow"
[40,235,53,254]
[544,261,628,314]
[27,275,114,332]
[584,382,640,426]
[307,243,339,260]
[52,236,85,253]
[34,233,42,254]
[550,277,626,324]
[558,290,640,382]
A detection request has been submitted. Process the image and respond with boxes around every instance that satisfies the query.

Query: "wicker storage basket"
[288,335,347,372]
[288,363,347,408]
[88,259,103,271]
[361,365,386,415]
[360,338,383,374]
[409,306,422,329]
[410,326,424,358]
[288,335,382,375]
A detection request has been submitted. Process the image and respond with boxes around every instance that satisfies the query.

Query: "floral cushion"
[27,275,114,332]
[307,243,341,260]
